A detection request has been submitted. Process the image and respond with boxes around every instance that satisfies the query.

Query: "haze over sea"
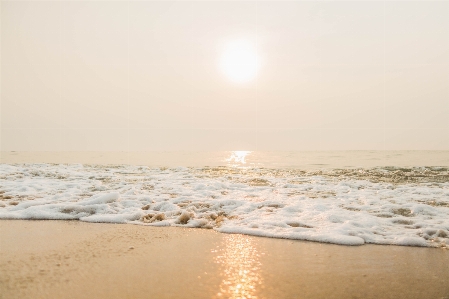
[1,151,448,248]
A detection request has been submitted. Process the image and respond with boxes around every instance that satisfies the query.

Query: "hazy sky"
[1,0,448,151]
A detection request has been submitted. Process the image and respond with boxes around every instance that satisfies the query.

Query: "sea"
[1,151,448,248]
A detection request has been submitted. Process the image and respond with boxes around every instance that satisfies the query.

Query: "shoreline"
[1,162,448,248]
[1,220,448,299]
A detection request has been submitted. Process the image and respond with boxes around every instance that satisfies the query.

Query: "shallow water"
[1,151,448,248]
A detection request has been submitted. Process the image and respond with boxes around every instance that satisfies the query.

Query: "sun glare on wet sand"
[215,234,262,298]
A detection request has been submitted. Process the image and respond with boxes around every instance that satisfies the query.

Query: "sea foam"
[1,164,448,247]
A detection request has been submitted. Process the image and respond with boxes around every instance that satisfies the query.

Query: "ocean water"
[1,151,448,247]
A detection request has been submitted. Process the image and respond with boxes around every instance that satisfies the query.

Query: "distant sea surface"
[1,151,448,248]
[2,151,449,169]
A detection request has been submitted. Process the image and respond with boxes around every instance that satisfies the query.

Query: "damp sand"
[1,220,448,299]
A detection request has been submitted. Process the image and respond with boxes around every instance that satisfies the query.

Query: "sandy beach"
[3,0,449,296]
[1,220,448,299]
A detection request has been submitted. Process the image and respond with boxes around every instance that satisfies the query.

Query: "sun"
[220,40,260,83]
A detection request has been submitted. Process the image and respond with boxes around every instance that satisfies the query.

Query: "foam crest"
[1,164,448,247]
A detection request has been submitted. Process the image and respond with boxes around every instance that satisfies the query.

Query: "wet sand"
[0,220,448,299]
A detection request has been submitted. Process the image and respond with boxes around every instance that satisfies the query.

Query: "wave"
[1,164,448,248]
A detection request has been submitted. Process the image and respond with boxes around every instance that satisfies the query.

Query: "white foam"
[1,164,448,247]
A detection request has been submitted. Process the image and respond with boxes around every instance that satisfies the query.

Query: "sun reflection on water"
[226,151,252,166]
[214,234,263,299]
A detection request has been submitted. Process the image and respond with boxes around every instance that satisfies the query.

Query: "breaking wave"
[1,164,448,247]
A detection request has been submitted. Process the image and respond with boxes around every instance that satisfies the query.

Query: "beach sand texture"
[1,220,448,299]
